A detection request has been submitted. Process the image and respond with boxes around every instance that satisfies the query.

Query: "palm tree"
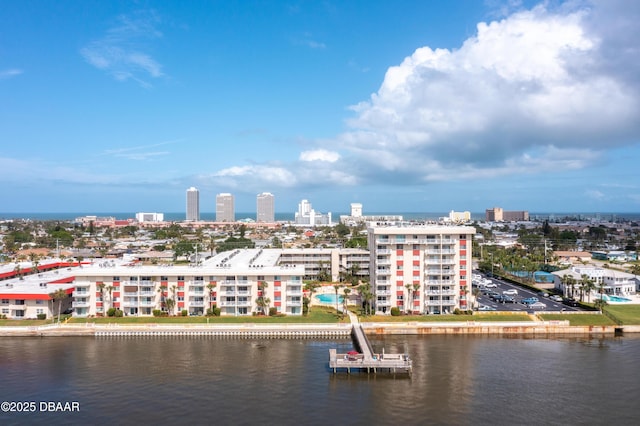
[472,287,481,310]
[594,280,608,313]
[342,287,351,313]
[14,264,23,280]
[405,283,413,314]
[170,285,177,315]
[158,284,168,312]
[106,285,115,313]
[333,284,342,315]
[412,283,421,313]
[579,274,594,303]
[49,289,68,323]
[256,281,269,315]
[304,281,320,314]
[206,282,217,312]
[97,282,106,316]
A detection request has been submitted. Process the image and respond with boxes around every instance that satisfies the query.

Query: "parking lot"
[473,272,581,313]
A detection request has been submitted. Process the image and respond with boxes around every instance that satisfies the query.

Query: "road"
[474,272,581,313]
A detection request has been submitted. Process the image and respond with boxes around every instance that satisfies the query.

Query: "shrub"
[269,307,278,316]
[37,313,46,320]
[390,307,401,316]
[107,307,116,317]
[114,309,123,317]
[152,309,164,317]
[181,310,188,317]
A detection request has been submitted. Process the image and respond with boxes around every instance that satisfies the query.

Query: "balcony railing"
[72,301,90,308]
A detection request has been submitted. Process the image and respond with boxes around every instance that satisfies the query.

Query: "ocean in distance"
[1,334,639,426]
[1,212,639,222]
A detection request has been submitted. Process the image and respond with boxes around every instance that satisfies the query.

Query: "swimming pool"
[315,294,344,304]
[596,294,632,302]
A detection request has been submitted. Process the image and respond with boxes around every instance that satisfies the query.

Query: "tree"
[333,284,342,315]
[342,287,351,313]
[49,289,68,323]
[317,261,331,282]
[158,284,168,312]
[106,285,115,313]
[206,282,217,311]
[255,281,269,315]
[405,283,413,314]
[594,279,608,313]
[579,274,594,303]
[472,287,481,310]
[97,282,106,316]
[304,281,320,314]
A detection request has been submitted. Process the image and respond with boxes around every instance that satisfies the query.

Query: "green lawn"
[65,307,346,325]
[603,305,640,325]
[359,313,533,322]
[538,314,616,326]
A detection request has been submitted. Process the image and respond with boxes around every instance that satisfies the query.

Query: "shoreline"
[1,321,638,337]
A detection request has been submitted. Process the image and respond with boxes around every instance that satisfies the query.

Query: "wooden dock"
[329,325,412,374]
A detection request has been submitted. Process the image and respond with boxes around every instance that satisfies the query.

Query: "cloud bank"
[210,0,640,194]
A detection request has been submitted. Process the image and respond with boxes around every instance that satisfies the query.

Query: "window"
[130,276,138,281]
[413,244,420,250]
[194,276,204,281]
[1,299,9,305]
[257,275,265,281]
[36,300,43,305]
[37,309,44,315]
[396,244,403,250]
[177,276,185,281]
[2,308,9,314]
[113,276,120,281]
[160,276,169,281]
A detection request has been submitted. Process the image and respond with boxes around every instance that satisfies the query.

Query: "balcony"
[376,268,391,275]
[140,300,156,307]
[220,290,236,296]
[189,301,204,307]
[72,301,90,308]
[73,291,89,297]
[287,300,302,306]
[376,290,391,296]
[139,291,155,296]
[237,300,251,307]
[376,299,391,307]
[122,301,138,308]
[124,292,138,297]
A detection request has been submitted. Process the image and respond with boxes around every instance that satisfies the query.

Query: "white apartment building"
[279,248,370,282]
[0,261,76,319]
[552,266,637,297]
[186,187,200,221]
[135,212,165,223]
[294,199,331,226]
[368,223,476,315]
[257,192,275,222]
[216,193,235,222]
[72,249,306,317]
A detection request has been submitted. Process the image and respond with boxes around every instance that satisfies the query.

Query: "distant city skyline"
[1,1,639,213]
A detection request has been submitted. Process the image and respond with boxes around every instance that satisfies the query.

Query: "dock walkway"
[329,311,412,374]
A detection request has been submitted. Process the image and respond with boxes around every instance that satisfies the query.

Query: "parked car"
[484,282,498,288]
[550,295,563,302]
[502,289,518,296]
[538,291,549,298]
[521,297,539,305]
[563,298,579,307]
[490,294,505,302]
[529,301,547,310]
[502,295,516,303]
[477,305,497,311]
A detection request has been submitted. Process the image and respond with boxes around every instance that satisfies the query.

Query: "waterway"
[1,334,639,425]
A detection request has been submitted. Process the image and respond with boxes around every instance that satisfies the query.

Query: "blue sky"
[1,0,639,214]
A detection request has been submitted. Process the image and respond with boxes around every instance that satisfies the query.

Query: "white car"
[529,301,546,310]
[483,282,497,288]
[502,289,518,296]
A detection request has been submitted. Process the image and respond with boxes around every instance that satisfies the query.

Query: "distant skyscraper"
[256,192,275,222]
[216,193,235,222]
[186,187,200,221]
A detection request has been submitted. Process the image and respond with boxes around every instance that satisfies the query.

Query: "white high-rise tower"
[257,192,275,222]
[216,193,235,222]
[186,187,200,221]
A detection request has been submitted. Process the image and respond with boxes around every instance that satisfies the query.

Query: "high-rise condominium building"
[368,222,476,315]
[256,192,275,222]
[186,187,200,221]
[216,193,235,222]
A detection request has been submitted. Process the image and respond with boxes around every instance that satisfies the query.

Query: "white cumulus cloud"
[299,149,340,162]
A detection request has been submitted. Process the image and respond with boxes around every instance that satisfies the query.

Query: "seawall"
[1,321,638,337]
